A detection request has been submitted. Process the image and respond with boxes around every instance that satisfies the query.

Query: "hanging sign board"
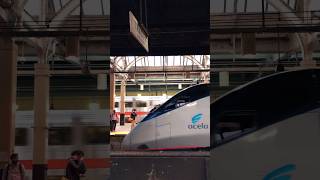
[129,11,149,52]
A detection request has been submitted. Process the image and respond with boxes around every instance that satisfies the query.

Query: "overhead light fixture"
[178,84,182,89]
[140,84,144,90]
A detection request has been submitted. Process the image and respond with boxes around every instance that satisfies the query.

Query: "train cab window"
[162,100,177,112]
[142,84,209,122]
[15,128,28,146]
[175,96,190,108]
[49,127,72,145]
[136,101,147,107]
[215,111,257,144]
[84,126,108,145]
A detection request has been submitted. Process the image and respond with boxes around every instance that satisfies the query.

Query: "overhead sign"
[129,11,149,52]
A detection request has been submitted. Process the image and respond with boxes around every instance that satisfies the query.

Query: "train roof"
[212,68,320,105]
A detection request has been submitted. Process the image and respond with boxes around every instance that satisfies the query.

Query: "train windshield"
[142,84,209,122]
[149,104,161,114]
[211,69,320,147]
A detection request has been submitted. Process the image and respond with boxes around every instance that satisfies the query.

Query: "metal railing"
[211,11,320,33]
[0,15,109,36]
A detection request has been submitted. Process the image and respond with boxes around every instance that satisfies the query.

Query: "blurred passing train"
[122,84,210,150]
[15,110,110,179]
[114,96,171,120]
[210,68,320,179]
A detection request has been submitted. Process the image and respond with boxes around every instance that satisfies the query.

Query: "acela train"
[210,68,320,179]
[122,83,210,150]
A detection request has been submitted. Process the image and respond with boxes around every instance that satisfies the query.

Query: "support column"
[202,72,210,84]
[0,38,17,175]
[33,63,49,180]
[300,45,316,67]
[298,34,316,67]
[119,80,126,126]
[109,72,115,111]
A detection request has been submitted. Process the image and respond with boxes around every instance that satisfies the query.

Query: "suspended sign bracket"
[129,11,149,52]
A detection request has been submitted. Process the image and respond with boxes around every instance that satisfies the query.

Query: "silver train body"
[210,68,320,179]
[15,110,109,179]
[122,84,210,150]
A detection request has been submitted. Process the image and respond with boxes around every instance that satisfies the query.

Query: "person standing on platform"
[1,153,25,180]
[130,108,138,130]
[110,110,119,132]
[65,150,86,180]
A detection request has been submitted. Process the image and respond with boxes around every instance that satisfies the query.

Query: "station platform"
[110,123,136,150]
[110,123,133,136]
[110,150,210,180]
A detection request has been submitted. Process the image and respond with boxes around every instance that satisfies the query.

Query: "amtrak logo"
[263,164,296,180]
[188,113,208,129]
[192,113,203,124]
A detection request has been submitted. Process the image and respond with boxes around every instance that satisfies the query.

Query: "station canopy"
[111,55,210,72]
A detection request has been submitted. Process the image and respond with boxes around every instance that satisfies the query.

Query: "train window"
[136,101,147,107]
[115,102,119,108]
[83,126,108,145]
[175,96,190,108]
[49,127,72,145]
[142,84,209,122]
[15,128,28,146]
[215,111,257,144]
[175,84,209,105]
[162,100,177,112]
[125,102,133,108]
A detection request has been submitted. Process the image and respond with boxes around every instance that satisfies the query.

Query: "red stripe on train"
[20,158,111,169]
[116,112,148,116]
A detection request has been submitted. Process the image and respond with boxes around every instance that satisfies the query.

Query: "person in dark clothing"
[130,109,137,121]
[65,150,86,180]
[130,109,138,130]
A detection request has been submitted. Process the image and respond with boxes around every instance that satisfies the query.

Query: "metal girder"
[267,0,301,25]
[124,56,145,71]
[17,69,108,75]
[0,29,109,37]
[267,0,317,66]
[211,25,320,33]
[184,55,208,70]
[113,70,209,74]
[112,56,210,72]
[49,0,88,27]
[21,10,39,29]
[0,6,9,21]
